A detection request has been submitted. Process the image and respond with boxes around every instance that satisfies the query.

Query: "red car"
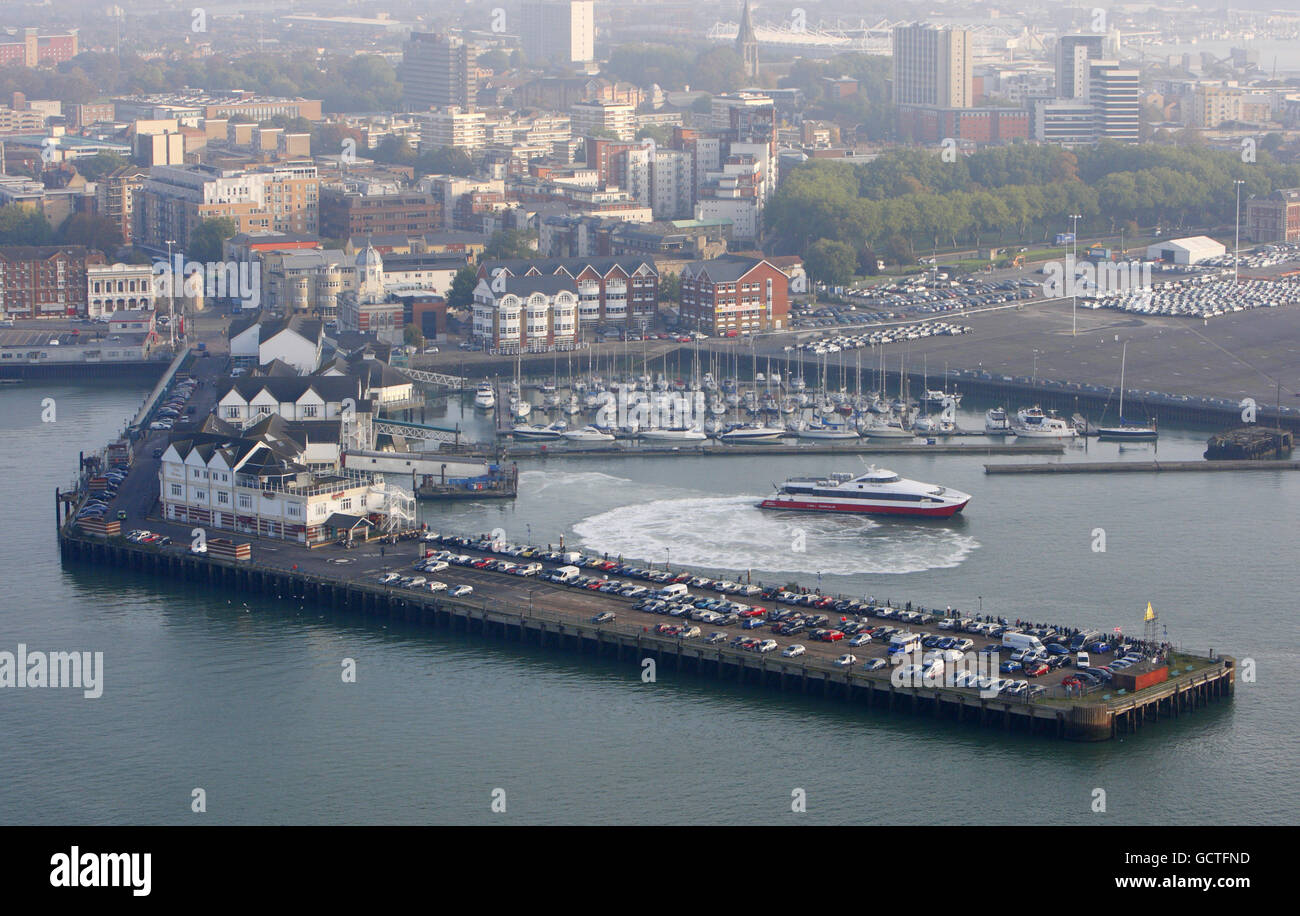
[1024,662,1050,677]
[823,630,845,642]
[472,559,492,569]
[815,597,836,609]
[739,607,764,618]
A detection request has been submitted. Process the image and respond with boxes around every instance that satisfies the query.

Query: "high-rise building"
[1056,34,1105,100]
[521,1,595,66]
[571,100,635,141]
[402,32,478,112]
[891,24,971,109]
[418,109,487,152]
[1088,61,1140,142]
[736,1,759,80]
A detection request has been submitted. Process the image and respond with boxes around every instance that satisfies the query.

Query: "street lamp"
[665,547,670,570]
[1032,349,1039,383]
[1068,214,1082,336]
[1233,179,1246,284]
[164,239,176,350]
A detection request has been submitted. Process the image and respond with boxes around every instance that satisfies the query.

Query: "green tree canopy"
[187,217,238,263]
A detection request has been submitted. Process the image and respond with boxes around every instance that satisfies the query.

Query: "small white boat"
[473,383,496,410]
[511,399,532,420]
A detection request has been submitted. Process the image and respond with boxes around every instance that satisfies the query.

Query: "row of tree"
[768,143,1300,281]
[0,51,402,113]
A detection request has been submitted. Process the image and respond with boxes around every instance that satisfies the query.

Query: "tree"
[483,229,537,260]
[403,323,425,349]
[635,125,672,145]
[416,147,474,177]
[447,266,479,309]
[478,49,511,73]
[187,217,238,263]
[0,205,54,246]
[71,152,128,182]
[372,133,416,166]
[57,213,123,255]
[659,272,680,303]
[804,239,857,285]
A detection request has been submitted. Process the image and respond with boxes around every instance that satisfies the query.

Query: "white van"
[889,632,921,654]
[1002,632,1045,653]
[551,565,581,583]
[658,582,689,600]
[1076,651,1091,669]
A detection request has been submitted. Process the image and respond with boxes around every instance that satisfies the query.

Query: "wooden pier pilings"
[57,529,1235,743]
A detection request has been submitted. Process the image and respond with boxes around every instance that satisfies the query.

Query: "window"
[170,484,182,497]
[195,490,206,501]
[340,498,353,511]
[217,492,230,505]
[238,494,252,509]
[303,404,318,418]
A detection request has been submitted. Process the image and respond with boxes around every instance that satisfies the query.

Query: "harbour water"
[2,383,1296,824]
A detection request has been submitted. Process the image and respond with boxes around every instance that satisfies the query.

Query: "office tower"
[1056,34,1105,100]
[402,32,477,112]
[892,24,972,109]
[521,1,595,66]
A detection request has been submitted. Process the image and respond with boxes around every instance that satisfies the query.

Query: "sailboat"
[1097,342,1158,441]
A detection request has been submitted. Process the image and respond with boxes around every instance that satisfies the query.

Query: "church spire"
[737,1,759,80]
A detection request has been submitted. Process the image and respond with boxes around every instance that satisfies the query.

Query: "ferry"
[473,383,496,410]
[760,466,971,518]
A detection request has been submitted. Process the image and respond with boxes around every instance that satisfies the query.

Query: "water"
[1,383,1295,824]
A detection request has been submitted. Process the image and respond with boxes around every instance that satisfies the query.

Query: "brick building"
[319,188,441,241]
[678,255,789,335]
[0,246,106,319]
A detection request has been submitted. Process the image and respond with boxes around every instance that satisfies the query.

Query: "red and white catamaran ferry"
[759,466,971,518]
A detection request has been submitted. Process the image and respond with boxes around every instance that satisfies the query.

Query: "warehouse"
[1145,236,1226,266]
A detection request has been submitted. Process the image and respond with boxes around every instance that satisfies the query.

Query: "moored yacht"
[717,424,786,444]
[639,427,708,442]
[512,422,566,441]
[1013,406,1077,438]
[473,382,496,410]
[760,466,971,518]
[561,426,616,443]
[984,407,1011,435]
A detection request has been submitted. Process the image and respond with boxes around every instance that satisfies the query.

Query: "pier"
[56,513,1235,743]
[985,459,1300,474]
[500,441,1065,460]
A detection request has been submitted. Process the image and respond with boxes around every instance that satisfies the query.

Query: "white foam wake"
[571,495,979,576]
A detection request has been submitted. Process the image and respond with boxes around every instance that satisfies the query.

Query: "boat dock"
[495,442,1065,460]
[985,459,1300,474]
[56,499,1234,743]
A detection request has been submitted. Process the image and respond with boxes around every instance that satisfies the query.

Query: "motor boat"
[473,383,496,410]
[561,426,616,443]
[512,423,565,441]
[1013,406,1077,438]
[717,424,785,444]
[796,421,859,440]
[984,407,1011,435]
[760,466,971,518]
[859,417,915,439]
[639,427,708,442]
